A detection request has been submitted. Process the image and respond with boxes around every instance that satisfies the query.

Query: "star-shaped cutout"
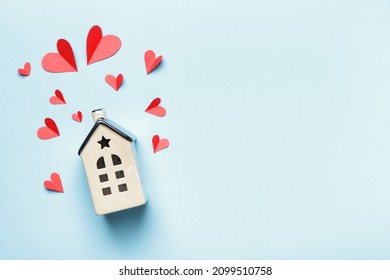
[97,136,111,149]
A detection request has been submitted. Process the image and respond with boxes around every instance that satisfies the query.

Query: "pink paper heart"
[105,74,123,91]
[152,135,169,153]
[49,89,66,105]
[145,98,166,117]
[44,173,64,192]
[72,111,82,123]
[87,25,121,65]
[37,118,60,140]
[18,62,31,76]
[42,39,78,73]
[144,50,162,74]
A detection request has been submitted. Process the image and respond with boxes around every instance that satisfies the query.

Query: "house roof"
[78,118,135,155]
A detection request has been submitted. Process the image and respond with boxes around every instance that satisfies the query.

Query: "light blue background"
[1,0,390,259]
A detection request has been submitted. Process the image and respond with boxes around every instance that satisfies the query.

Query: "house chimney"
[92,108,106,122]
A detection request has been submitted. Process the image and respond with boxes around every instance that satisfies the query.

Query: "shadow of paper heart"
[147,59,165,75]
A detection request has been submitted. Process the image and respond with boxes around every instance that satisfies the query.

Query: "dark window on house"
[99,174,108,182]
[102,187,112,196]
[96,155,128,195]
[97,156,105,169]
[118,183,128,192]
[112,154,122,165]
[115,170,124,179]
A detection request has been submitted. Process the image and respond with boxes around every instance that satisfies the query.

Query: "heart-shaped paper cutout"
[105,74,123,91]
[152,135,169,153]
[72,111,83,122]
[18,62,31,76]
[44,172,64,192]
[42,39,78,73]
[145,98,166,117]
[144,50,162,74]
[37,118,60,140]
[87,25,122,65]
[49,89,66,105]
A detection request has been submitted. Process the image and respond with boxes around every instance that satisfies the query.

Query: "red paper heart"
[18,62,31,76]
[49,89,66,105]
[44,173,64,193]
[42,39,78,73]
[87,25,122,65]
[37,118,60,140]
[152,135,169,153]
[72,111,83,122]
[145,98,166,117]
[105,74,123,91]
[144,50,162,74]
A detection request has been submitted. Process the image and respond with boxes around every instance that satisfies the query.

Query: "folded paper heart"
[44,172,64,192]
[145,97,166,117]
[42,39,78,73]
[18,62,31,76]
[152,135,169,153]
[144,50,162,74]
[49,89,66,105]
[37,118,60,140]
[72,111,83,122]
[87,25,122,65]
[105,74,123,91]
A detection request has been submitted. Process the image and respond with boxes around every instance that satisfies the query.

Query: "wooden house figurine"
[78,109,147,215]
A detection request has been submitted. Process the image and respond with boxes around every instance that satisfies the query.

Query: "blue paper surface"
[1,0,390,259]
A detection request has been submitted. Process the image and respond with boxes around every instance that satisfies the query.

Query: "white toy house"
[78,109,147,215]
